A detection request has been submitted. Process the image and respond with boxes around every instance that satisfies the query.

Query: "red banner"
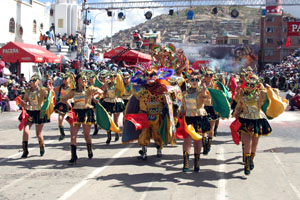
[288,22,300,36]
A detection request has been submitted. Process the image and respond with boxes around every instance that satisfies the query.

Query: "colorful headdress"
[151,43,187,75]
[30,73,41,81]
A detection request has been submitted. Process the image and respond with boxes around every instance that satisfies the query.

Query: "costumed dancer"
[130,69,172,160]
[203,70,219,155]
[61,73,103,165]
[233,75,287,175]
[101,70,125,144]
[87,71,100,136]
[18,74,54,158]
[54,73,72,141]
[121,71,133,108]
[181,72,211,172]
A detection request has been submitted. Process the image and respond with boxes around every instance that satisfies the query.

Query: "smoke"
[167,42,255,73]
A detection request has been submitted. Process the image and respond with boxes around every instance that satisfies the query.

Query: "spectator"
[2,63,12,79]
[56,35,63,52]
[46,36,53,50]
[0,56,5,77]
[37,33,44,45]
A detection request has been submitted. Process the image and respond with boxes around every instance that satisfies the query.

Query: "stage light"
[118,12,125,21]
[231,9,239,18]
[211,7,218,15]
[145,11,152,20]
[169,9,174,16]
[107,10,112,17]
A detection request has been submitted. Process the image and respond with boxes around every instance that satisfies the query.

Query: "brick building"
[260,0,300,65]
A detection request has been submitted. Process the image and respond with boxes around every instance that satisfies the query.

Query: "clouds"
[86,0,168,42]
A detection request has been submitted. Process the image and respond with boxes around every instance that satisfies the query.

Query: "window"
[230,39,239,45]
[40,23,44,30]
[264,50,274,56]
[283,27,287,33]
[9,18,15,33]
[266,38,273,44]
[266,16,273,22]
[243,40,249,44]
[266,27,274,33]
[33,20,37,34]
[19,26,23,37]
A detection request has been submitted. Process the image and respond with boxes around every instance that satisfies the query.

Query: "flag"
[94,77,103,88]
[175,116,188,139]
[208,88,231,119]
[285,36,291,48]
[18,107,28,131]
[230,119,241,145]
[261,87,288,119]
[116,73,125,97]
[175,115,202,141]
[40,90,55,120]
[216,81,232,103]
[66,107,77,126]
[95,102,120,133]
[124,113,149,130]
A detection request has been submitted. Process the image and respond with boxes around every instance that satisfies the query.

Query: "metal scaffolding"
[86,0,300,10]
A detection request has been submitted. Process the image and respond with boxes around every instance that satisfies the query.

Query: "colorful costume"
[233,75,287,175]
[181,86,211,172]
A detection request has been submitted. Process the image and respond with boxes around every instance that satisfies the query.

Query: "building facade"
[260,0,300,65]
[0,0,48,45]
[49,0,82,36]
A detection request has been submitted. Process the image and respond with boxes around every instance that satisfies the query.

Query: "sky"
[39,0,300,42]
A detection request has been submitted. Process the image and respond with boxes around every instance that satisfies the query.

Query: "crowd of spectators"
[37,23,82,52]
[260,49,300,111]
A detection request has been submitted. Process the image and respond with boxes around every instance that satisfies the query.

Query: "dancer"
[18,74,53,158]
[233,75,273,175]
[54,73,71,141]
[101,71,125,144]
[203,70,219,155]
[121,71,133,108]
[61,73,103,165]
[181,72,211,172]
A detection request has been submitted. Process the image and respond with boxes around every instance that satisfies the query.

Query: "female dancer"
[121,71,133,108]
[54,73,71,141]
[233,75,272,175]
[18,74,51,158]
[61,73,103,164]
[182,72,211,172]
[101,71,125,144]
[203,70,219,155]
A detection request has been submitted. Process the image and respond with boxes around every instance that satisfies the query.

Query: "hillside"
[95,6,262,49]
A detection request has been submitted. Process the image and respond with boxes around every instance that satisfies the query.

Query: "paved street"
[0,110,300,200]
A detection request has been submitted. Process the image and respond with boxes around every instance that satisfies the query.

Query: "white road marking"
[58,144,133,200]
[272,152,300,200]
[0,140,58,192]
[216,147,227,200]
[0,140,55,163]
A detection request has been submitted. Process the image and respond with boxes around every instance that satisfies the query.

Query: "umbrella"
[0,78,8,85]
[59,54,70,64]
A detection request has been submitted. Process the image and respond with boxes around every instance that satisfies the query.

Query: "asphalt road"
[0,109,300,200]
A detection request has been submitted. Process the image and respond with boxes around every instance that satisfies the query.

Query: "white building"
[50,0,82,36]
[0,0,49,45]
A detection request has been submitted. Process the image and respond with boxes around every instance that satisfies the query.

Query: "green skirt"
[18,110,50,124]
[102,101,125,114]
[204,106,220,121]
[54,102,70,115]
[74,108,96,125]
[238,118,272,137]
[185,116,211,135]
